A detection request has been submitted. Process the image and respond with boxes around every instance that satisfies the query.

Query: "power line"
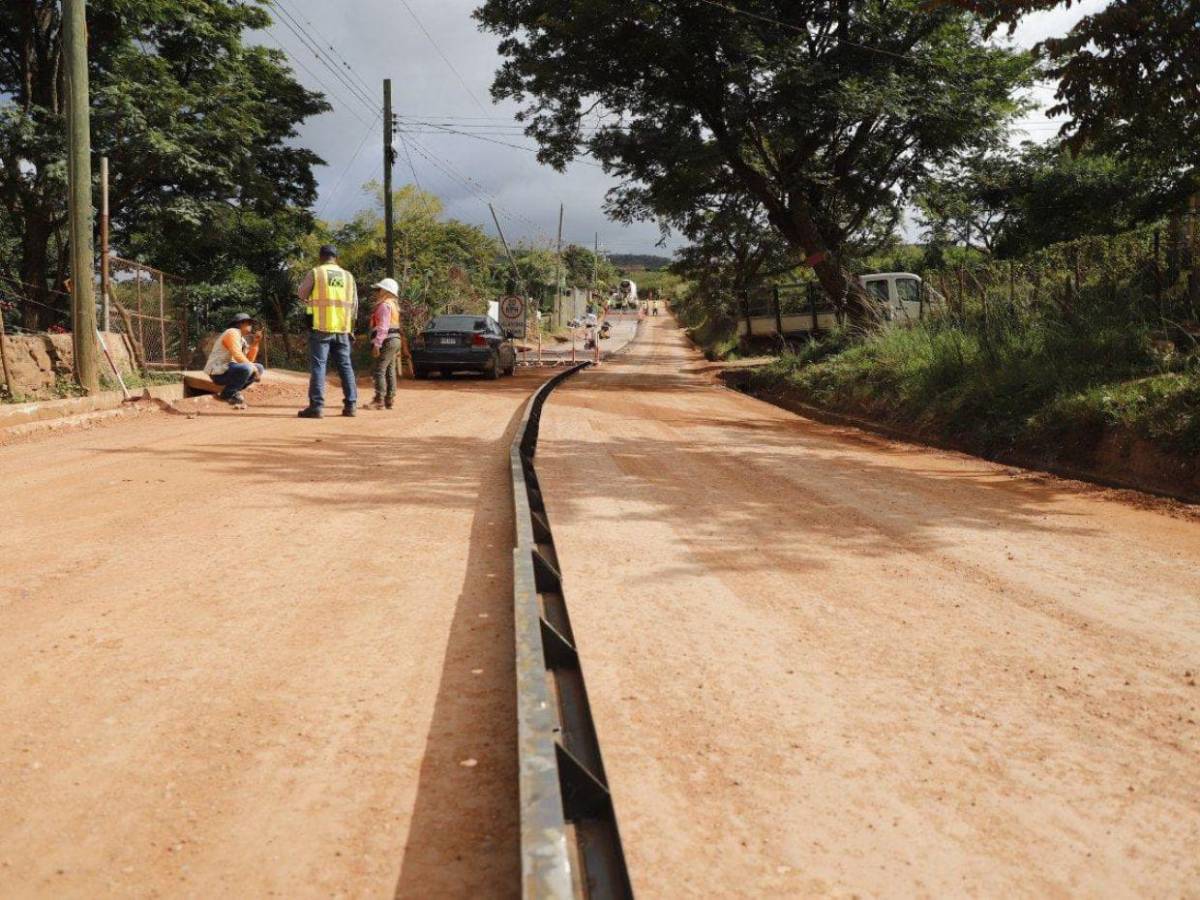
[261,25,375,128]
[273,0,379,102]
[266,1,378,118]
[317,119,381,218]
[396,0,492,116]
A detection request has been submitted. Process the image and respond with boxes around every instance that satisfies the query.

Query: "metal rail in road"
[510,363,634,899]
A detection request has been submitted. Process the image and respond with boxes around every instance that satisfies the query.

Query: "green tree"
[0,0,327,326]
[475,0,1030,319]
[917,142,1170,260]
[950,0,1200,199]
[303,182,502,329]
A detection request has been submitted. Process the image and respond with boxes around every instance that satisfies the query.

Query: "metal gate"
[107,257,188,370]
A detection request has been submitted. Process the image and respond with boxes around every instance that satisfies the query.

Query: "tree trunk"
[19,215,57,331]
[769,204,878,327]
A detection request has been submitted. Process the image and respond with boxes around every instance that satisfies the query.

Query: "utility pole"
[64,0,98,392]
[100,156,110,333]
[383,78,396,280]
[554,204,564,330]
[592,232,600,306]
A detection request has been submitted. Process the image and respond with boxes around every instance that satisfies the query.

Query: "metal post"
[64,0,98,392]
[810,283,819,333]
[158,271,166,366]
[1154,227,1163,320]
[384,79,396,280]
[554,204,564,330]
[773,286,784,338]
[593,232,599,308]
[100,156,110,333]
[489,203,524,296]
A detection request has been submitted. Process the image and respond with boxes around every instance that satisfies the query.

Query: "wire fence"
[107,257,189,370]
[0,274,73,336]
[919,223,1200,345]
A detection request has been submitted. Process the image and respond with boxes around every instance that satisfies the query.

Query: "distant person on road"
[296,244,359,419]
[203,313,264,409]
[367,277,403,411]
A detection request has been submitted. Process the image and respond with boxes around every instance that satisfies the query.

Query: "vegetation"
[747,225,1200,463]
[0,0,326,329]
[475,0,1031,319]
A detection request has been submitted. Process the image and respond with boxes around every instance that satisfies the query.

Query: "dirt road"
[537,315,1200,897]
[0,372,546,898]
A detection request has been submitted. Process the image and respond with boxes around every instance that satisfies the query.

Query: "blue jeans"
[210,362,264,399]
[308,331,358,408]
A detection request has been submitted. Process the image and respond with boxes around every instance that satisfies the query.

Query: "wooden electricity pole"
[383,78,396,281]
[64,0,99,392]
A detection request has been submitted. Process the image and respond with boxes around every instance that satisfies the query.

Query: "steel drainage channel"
[510,362,633,899]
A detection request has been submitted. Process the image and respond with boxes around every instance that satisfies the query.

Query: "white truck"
[735,272,941,338]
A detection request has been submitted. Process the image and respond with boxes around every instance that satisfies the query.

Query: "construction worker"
[367,277,403,410]
[203,313,264,409]
[296,244,359,418]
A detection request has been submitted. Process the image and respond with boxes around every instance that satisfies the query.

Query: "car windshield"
[430,316,487,332]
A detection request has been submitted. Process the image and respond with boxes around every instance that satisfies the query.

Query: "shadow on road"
[391,403,526,899]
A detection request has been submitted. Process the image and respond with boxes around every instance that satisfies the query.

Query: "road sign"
[499,295,526,338]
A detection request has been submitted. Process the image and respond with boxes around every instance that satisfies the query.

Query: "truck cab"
[859,272,939,322]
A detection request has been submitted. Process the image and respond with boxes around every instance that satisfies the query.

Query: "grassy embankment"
[691,227,1200,487]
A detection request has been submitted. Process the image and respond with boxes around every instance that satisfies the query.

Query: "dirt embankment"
[721,368,1200,504]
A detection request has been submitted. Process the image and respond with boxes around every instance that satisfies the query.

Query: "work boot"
[342,403,357,418]
[366,396,385,411]
[385,397,395,410]
[228,392,247,409]
[297,406,323,419]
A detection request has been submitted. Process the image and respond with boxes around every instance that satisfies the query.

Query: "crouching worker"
[368,278,403,410]
[204,313,264,409]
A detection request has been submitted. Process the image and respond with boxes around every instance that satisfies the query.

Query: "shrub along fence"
[921,223,1200,351]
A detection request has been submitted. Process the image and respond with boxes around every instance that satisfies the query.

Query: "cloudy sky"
[259,1,1110,256]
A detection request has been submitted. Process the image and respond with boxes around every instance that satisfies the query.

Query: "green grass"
[750,305,1200,462]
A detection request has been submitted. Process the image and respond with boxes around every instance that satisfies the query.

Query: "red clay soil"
[0,371,548,898]
[536,315,1200,897]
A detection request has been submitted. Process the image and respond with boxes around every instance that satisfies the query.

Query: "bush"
[751,237,1200,462]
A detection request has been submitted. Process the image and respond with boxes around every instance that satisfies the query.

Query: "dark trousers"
[373,336,402,402]
[210,362,264,399]
[308,331,357,408]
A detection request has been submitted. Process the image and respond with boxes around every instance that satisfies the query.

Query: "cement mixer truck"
[618,279,638,309]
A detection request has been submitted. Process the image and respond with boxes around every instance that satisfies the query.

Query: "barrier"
[510,363,633,899]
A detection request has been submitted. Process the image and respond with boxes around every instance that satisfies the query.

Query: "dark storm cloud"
[259,0,676,256]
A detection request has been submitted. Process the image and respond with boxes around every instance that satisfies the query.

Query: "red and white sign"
[499,295,526,338]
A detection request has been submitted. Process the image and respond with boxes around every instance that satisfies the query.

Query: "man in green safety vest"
[296,244,359,418]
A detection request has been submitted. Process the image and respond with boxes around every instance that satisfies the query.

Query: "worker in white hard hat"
[367,277,403,410]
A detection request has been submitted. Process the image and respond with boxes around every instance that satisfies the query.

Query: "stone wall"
[0,332,137,399]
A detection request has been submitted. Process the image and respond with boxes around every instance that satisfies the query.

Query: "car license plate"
[439,337,457,345]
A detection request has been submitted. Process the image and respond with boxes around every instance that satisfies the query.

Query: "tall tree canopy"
[954,0,1200,199]
[475,0,1030,318]
[0,0,327,325]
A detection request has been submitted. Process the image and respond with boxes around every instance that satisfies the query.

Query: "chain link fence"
[107,257,189,370]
